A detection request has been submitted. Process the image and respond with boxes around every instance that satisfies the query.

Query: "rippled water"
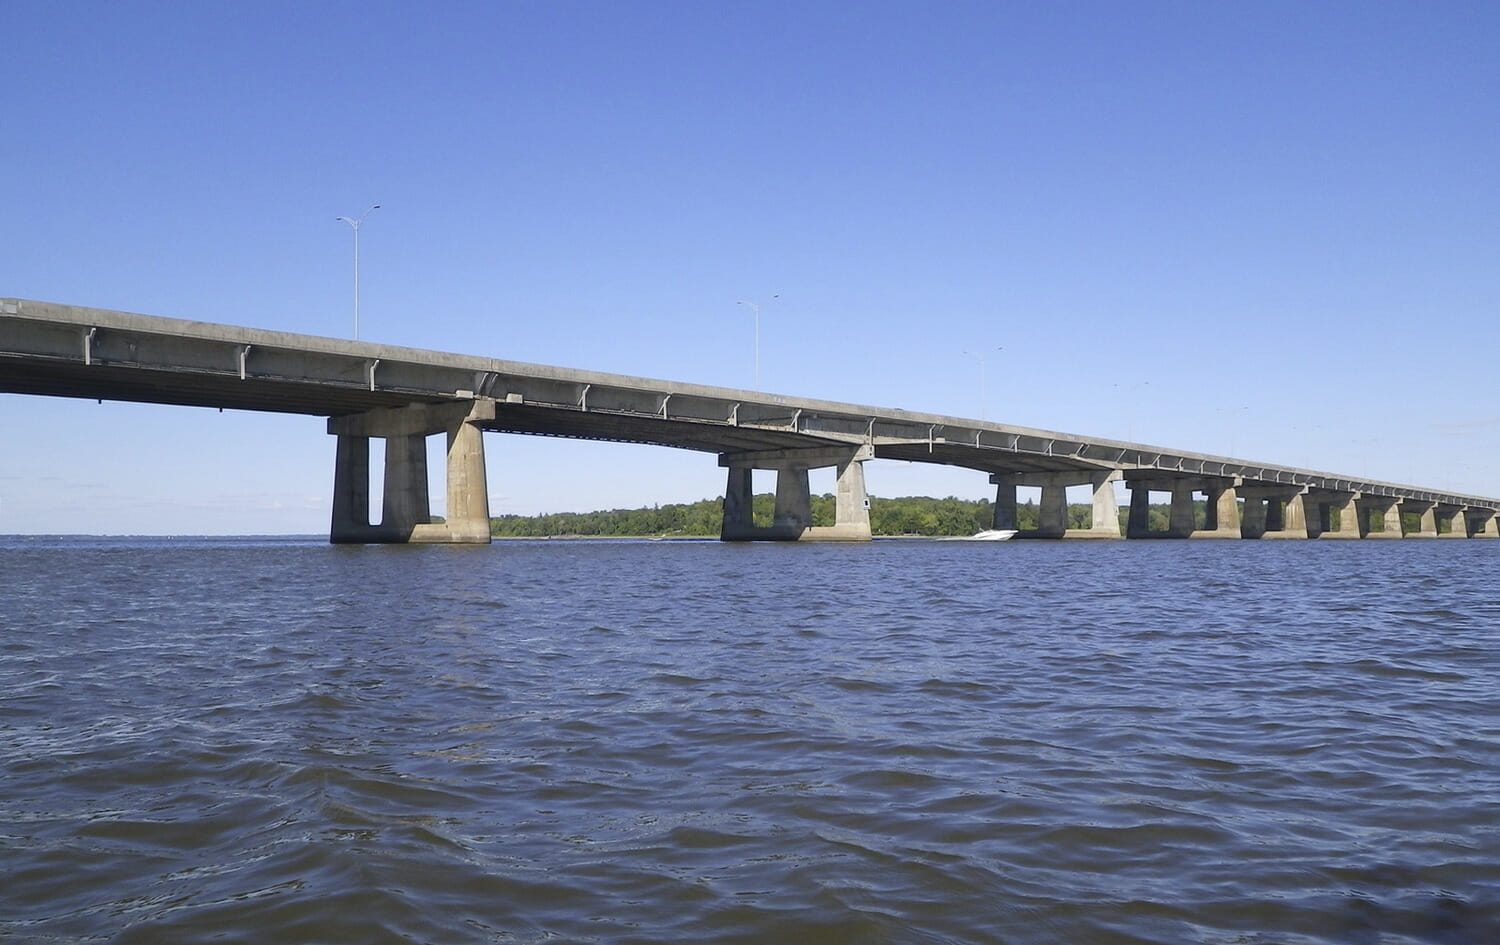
[2,536,1498,943]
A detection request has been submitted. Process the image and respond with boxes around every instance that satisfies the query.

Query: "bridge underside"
[0,359,416,416]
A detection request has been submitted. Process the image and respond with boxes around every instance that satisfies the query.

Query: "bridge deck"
[3,298,1497,511]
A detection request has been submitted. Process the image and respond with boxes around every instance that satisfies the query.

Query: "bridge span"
[4,298,1498,543]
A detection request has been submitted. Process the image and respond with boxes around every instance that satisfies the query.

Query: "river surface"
[2,536,1497,944]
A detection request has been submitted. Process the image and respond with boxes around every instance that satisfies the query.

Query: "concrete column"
[1127,484,1151,539]
[382,433,430,535]
[411,414,491,543]
[1280,493,1316,539]
[992,478,1018,531]
[721,466,755,536]
[1381,503,1403,538]
[1037,476,1068,539]
[773,466,813,530]
[1168,480,1196,538]
[1241,495,1268,538]
[330,434,372,542]
[1087,471,1122,537]
[831,454,872,540]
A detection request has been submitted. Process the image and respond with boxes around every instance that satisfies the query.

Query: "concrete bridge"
[4,298,1499,543]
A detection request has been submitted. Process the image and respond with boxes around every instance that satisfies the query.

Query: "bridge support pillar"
[1294,490,1360,539]
[719,445,872,541]
[328,399,495,544]
[1470,509,1500,539]
[1168,480,1196,538]
[1127,482,1151,538]
[1124,475,1240,538]
[1036,476,1069,538]
[1402,500,1438,538]
[1086,471,1123,538]
[992,481,1019,531]
[1325,492,1365,538]
[1199,482,1242,539]
[1241,487,1306,539]
[1285,492,1319,538]
[1241,492,1268,537]
[1357,496,1403,539]
[1437,504,1469,538]
[991,470,1120,539]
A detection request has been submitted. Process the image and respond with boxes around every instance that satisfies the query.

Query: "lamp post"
[1112,380,1150,441]
[737,295,779,390]
[963,346,1002,420]
[335,204,380,340]
[1215,405,1250,456]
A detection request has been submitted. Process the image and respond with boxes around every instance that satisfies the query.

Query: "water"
[2,536,1498,944]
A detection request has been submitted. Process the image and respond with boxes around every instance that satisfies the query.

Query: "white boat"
[939,529,1018,541]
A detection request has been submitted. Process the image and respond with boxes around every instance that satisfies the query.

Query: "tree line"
[493,495,1114,538]
[489,495,1436,538]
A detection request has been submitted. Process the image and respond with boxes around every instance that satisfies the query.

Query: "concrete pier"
[1437,504,1470,538]
[1125,476,1240,539]
[1240,486,1303,539]
[1311,491,1364,539]
[719,445,872,541]
[1470,509,1500,539]
[1281,492,1318,539]
[1402,500,1438,538]
[328,400,494,544]
[1358,496,1404,539]
[1201,481,1242,539]
[991,470,1121,539]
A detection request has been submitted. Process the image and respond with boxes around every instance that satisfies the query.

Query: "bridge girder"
[3,298,1498,514]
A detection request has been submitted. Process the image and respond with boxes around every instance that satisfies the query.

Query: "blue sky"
[3,1,1497,534]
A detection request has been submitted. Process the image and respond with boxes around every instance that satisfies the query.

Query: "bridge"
[4,298,1498,543]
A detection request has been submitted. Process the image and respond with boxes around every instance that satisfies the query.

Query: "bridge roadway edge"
[3,298,1498,543]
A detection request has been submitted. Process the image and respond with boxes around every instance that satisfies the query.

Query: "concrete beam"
[328,398,496,438]
[720,443,874,469]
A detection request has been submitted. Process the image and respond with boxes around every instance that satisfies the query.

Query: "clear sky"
[3,1,1497,535]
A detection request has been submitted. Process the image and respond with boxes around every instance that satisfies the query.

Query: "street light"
[963,346,1002,420]
[1215,405,1250,456]
[737,295,779,390]
[1112,380,1150,441]
[335,204,380,340]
